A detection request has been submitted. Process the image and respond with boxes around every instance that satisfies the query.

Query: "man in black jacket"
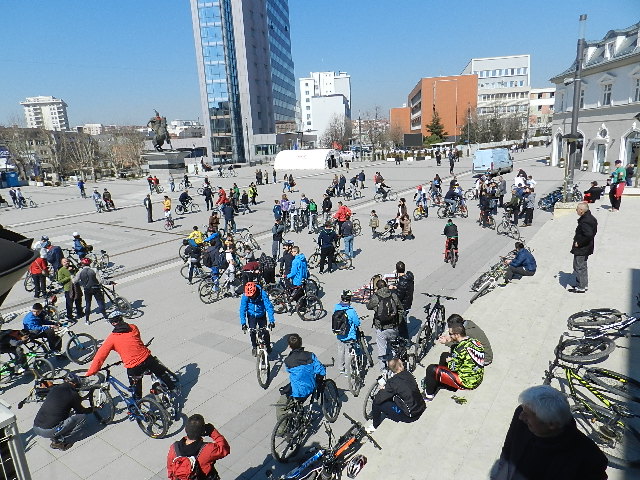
[33,373,93,451]
[317,223,338,274]
[568,203,597,293]
[392,261,414,341]
[366,358,425,432]
[491,385,607,480]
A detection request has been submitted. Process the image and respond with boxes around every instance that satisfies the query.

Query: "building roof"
[550,21,640,82]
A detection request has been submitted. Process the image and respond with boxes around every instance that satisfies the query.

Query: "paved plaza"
[1,146,638,479]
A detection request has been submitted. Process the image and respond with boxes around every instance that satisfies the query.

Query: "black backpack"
[331,309,349,336]
[259,253,276,272]
[212,250,229,270]
[375,295,398,328]
[202,251,213,268]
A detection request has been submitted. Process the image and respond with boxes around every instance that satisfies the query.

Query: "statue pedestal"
[141,150,190,174]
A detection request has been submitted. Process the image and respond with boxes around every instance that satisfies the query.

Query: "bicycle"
[236,226,261,250]
[443,236,458,268]
[413,293,454,362]
[464,188,478,201]
[164,214,175,231]
[180,261,208,282]
[178,181,192,190]
[271,413,381,479]
[246,326,273,389]
[271,285,324,322]
[413,204,428,221]
[25,320,97,365]
[478,210,495,229]
[95,249,110,272]
[271,377,341,462]
[437,200,468,219]
[469,254,514,304]
[175,201,201,215]
[148,362,182,422]
[0,351,55,388]
[100,281,133,318]
[88,359,170,438]
[345,325,374,397]
[308,247,352,271]
[343,188,362,201]
[496,211,520,240]
[198,271,234,303]
[373,188,398,202]
[543,336,640,467]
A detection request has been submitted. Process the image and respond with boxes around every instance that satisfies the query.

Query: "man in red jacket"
[85,311,176,398]
[215,186,227,207]
[29,252,49,298]
[167,414,230,480]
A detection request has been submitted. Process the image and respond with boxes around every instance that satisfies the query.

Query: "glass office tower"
[190,0,297,163]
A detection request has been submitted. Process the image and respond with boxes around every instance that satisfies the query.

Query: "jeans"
[205,197,213,210]
[188,261,201,283]
[33,414,87,444]
[505,266,535,282]
[444,199,457,213]
[573,255,589,289]
[342,235,354,258]
[272,240,281,259]
[64,289,83,319]
[309,213,317,232]
[29,328,62,352]
[398,310,410,340]
[375,328,398,371]
[371,400,417,428]
[83,287,106,323]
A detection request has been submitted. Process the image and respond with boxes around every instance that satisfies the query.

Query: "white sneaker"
[365,423,377,434]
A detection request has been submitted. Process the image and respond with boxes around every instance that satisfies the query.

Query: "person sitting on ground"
[23,303,62,354]
[583,181,603,203]
[440,314,493,366]
[239,281,275,357]
[502,241,536,285]
[366,358,426,433]
[491,385,608,480]
[166,414,230,480]
[32,372,94,451]
[423,324,484,401]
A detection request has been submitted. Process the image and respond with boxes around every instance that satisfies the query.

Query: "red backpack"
[169,442,210,480]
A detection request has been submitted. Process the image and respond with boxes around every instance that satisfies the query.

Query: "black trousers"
[319,246,335,273]
[524,207,534,225]
[64,289,84,318]
[33,273,46,297]
[127,355,175,399]
[83,287,106,322]
[31,328,62,352]
[205,196,213,210]
[146,208,153,223]
[247,315,270,348]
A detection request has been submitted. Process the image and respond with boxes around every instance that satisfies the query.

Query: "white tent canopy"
[274,149,337,170]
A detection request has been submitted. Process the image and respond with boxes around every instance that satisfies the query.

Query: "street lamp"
[564,14,587,202]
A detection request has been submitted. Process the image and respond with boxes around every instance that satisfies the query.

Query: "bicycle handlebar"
[422,292,456,301]
[343,413,382,450]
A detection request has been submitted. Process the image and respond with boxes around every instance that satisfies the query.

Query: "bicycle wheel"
[571,401,640,468]
[256,349,271,389]
[449,249,457,268]
[304,278,319,296]
[24,272,35,292]
[469,280,491,304]
[97,253,110,270]
[336,253,352,270]
[28,358,55,382]
[459,205,469,218]
[190,203,201,213]
[89,387,115,424]
[29,199,38,208]
[197,187,204,195]
[405,353,417,372]
[113,296,133,318]
[307,253,320,269]
[555,337,616,364]
[175,205,185,215]
[374,193,383,203]
[437,205,447,219]
[496,222,507,235]
[248,235,260,250]
[198,281,221,304]
[272,295,288,314]
[360,335,374,368]
[363,381,380,420]
[464,190,475,200]
[271,413,303,463]
[321,379,341,423]
[387,191,398,201]
[347,354,363,397]
[412,208,422,221]
[135,397,169,438]
[508,224,521,241]
[297,295,323,321]
[178,244,187,261]
[180,264,191,279]
[66,333,98,364]
[353,221,362,236]
[585,368,640,403]
[567,309,624,329]
[413,321,433,362]
[471,271,492,292]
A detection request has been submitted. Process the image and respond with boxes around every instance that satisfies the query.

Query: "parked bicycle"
[0,350,55,388]
[25,320,97,365]
[100,281,133,317]
[270,284,324,322]
[413,293,454,362]
[496,211,520,240]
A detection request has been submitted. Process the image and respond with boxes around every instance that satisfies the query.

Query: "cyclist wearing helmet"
[333,290,361,374]
[33,372,94,451]
[73,257,106,325]
[72,232,88,259]
[239,282,275,357]
[443,219,459,262]
[85,311,176,399]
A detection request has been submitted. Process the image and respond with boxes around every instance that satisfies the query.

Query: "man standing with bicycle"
[391,261,414,341]
[85,311,177,399]
[239,282,275,357]
[366,279,403,371]
[73,258,106,325]
[317,222,338,274]
[333,290,361,375]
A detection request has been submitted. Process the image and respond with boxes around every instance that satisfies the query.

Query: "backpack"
[212,250,229,270]
[169,441,208,480]
[331,309,350,336]
[375,294,398,328]
[308,201,317,213]
[259,253,276,272]
[202,251,213,268]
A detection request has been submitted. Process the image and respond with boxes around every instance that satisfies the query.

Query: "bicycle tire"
[360,335,374,368]
[89,387,115,424]
[450,249,457,268]
[460,205,469,218]
[469,280,491,304]
[198,281,221,304]
[387,191,398,201]
[413,321,433,362]
[97,253,110,270]
[508,224,521,241]
[66,333,98,364]
[29,199,38,208]
[567,309,624,329]
[113,296,133,318]
[24,272,35,292]
[304,278,319,297]
[585,368,640,403]
[135,397,169,438]
[406,353,417,372]
[464,190,475,200]
[197,187,204,195]
[496,222,507,236]
[373,193,383,203]
[437,205,447,219]
[347,355,363,397]
[307,253,320,269]
[178,244,187,261]
[363,381,380,420]
[321,379,341,423]
[555,337,616,364]
[412,208,422,221]
[28,357,55,383]
[272,295,288,314]
[353,221,362,236]
[297,295,323,321]
[249,235,260,250]
[190,203,201,213]
[256,349,271,389]
[174,205,185,215]
[571,401,640,468]
[164,220,174,231]
[337,253,352,270]
[271,413,303,463]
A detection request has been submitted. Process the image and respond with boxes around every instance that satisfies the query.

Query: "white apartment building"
[81,124,104,135]
[550,21,640,171]
[528,87,555,134]
[20,96,69,131]
[299,71,351,137]
[462,55,531,115]
[167,120,204,138]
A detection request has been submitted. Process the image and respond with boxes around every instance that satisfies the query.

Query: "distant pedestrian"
[147,175,154,193]
[153,176,160,193]
[609,159,626,211]
[358,170,365,189]
[16,188,25,209]
[271,219,285,259]
[168,174,175,192]
[369,210,379,238]
[241,190,251,214]
[8,187,18,207]
[568,203,597,294]
[77,180,86,198]
[264,169,269,184]
[272,169,277,183]
[435,149,442,166]
[143,194,153,223]
[625,163,635,187]
[203,184,214,211]
[340,215,355,259]
[222,201,235,233]
[449,152,455,175]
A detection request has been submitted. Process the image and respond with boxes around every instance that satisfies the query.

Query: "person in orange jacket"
[215,186,227,207]
[29,252,49,298]
[332,201,352,232]
[85,311,176,398]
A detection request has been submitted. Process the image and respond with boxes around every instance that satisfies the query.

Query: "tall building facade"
[528,87,555,135]
[20,96,69,131]
[462,55,531,116]
[299,71,351,142]
[190,0,297,163]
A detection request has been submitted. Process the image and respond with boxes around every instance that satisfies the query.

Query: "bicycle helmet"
[72,232,80,237]
[283,240,294,247]
[41,235,49,241]
[244,282,258,297]
[345,454,367,478]
[417,185,422,190]
[80,257,92,265]
[341,289,353,302]
[107,311,124,322]
[64,372,82,386]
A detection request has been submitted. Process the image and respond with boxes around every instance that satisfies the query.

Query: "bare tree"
[363,106,389,156]
[388,124,404,148]
[58,132,100,179]
[109,129,145,173]
[0,126,52,180]
[321,114,352,149]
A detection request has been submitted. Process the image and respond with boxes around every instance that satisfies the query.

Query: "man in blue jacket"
[239,282,275,357]
[72,232,88,259]
[23,303,62,353]
[333,290,361,375]
[502,242,536,285]
[283,334,326,399]
[286,246,308,288]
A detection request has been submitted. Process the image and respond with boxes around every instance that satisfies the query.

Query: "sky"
[1,0,637,126]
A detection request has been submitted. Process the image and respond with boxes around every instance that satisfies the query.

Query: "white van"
[472,148,513,175]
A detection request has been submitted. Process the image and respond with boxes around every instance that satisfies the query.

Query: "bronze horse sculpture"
[147,110,172,152]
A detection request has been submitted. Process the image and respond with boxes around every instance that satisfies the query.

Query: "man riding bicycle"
[102,188,114,209]
[239,282,275,357]
[333,290,361,375]
[85,311,177,399]
[414,185,428,214]
[91,189,102,211]
[444,186,462,214]
[443,219,458,262]
[179,190,192,210]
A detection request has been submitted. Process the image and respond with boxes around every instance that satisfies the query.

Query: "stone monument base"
[141,150,190,174]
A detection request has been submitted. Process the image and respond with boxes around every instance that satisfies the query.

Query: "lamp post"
[564,14,587,202]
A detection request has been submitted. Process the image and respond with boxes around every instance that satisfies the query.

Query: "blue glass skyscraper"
[190,0,297,163]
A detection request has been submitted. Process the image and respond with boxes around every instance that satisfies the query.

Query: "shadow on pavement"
[556,271,574,289]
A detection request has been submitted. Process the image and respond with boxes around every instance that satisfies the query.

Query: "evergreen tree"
[425,110,447,141]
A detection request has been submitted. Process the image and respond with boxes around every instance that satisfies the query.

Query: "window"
[602,83,612,106]
[537,105,542,111]
[306,98,310,102]
[579,89,585,109]
[634,78,640,102]
[305,91,309,95]
[306,114,311,119]
[305,106,310,110]
[306,121,311,125]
